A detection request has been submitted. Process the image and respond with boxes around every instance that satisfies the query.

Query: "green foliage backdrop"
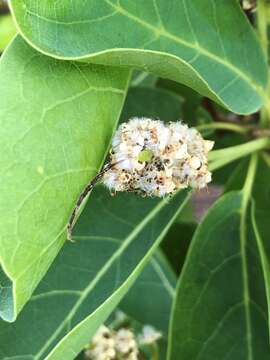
[0,1,270,359]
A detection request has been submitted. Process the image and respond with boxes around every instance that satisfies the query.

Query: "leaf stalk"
[196,122,249,135]
[209,137,270,171]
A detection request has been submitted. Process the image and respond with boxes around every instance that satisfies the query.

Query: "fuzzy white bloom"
[85,325,139,360]
[138,325,162,345]
[85,325,116,360]
[115,328,139,358]
[103,118,214,197]
[242,0,256,11]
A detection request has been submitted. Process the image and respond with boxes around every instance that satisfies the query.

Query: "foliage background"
[0,1,270,359]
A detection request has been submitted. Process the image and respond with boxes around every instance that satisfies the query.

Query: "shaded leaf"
[224,157,249,193]
[0,36,130,321]
[161,222,196,275]
[120,249,176,334]
[10,0,267,114]
[157,78,202,125]
[0,187,189,360]
[252,156,270,338]
[167,190,269,359]
[176,200,196,224]
[120,86,182,123]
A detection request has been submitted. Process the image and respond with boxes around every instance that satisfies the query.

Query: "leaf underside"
[10,0,268,114]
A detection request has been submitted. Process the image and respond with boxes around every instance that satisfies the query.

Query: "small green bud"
[137,149,153,163]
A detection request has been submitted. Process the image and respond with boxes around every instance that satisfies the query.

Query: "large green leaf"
[0,36,130,322]
[252,156,270,338]
[0,187,188,360]
[9,0,267,114]
[167,185,270,358]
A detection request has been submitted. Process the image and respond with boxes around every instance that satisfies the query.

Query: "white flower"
[85,325,116,360]
[103,118,214,196]
[138,325,162,345]
[85,325,139,360]
[115,328,139,357]
[126,352,139,360]
[242,0,256,11]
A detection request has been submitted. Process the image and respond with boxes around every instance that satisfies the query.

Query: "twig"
[67,162,114,241]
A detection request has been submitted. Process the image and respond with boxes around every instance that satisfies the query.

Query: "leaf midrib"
[240,155,259,360]
[240,199,253,360]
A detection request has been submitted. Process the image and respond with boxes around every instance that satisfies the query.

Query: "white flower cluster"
[85,323,163,360]
[115,328,138,360]
[85,325,138,360]
[103,118,214,197]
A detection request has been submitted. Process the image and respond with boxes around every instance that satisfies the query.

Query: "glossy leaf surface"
[10,0,268,114]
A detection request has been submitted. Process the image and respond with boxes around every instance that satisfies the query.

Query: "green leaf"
[156,78,202,125]
[167,189,270,358]
[224,158,249,193]
[0,36,130,322]
[0,187,189,360]
[131,70,158,87]
[120,86,182,123]
[120,249,176,334]
[161,222,196,275]
[0,14,17,52]
[251,156,270,339]
[10,0,267,114]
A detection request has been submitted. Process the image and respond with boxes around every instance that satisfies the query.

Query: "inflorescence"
[103,118,214,197]
[85,324,162,360]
